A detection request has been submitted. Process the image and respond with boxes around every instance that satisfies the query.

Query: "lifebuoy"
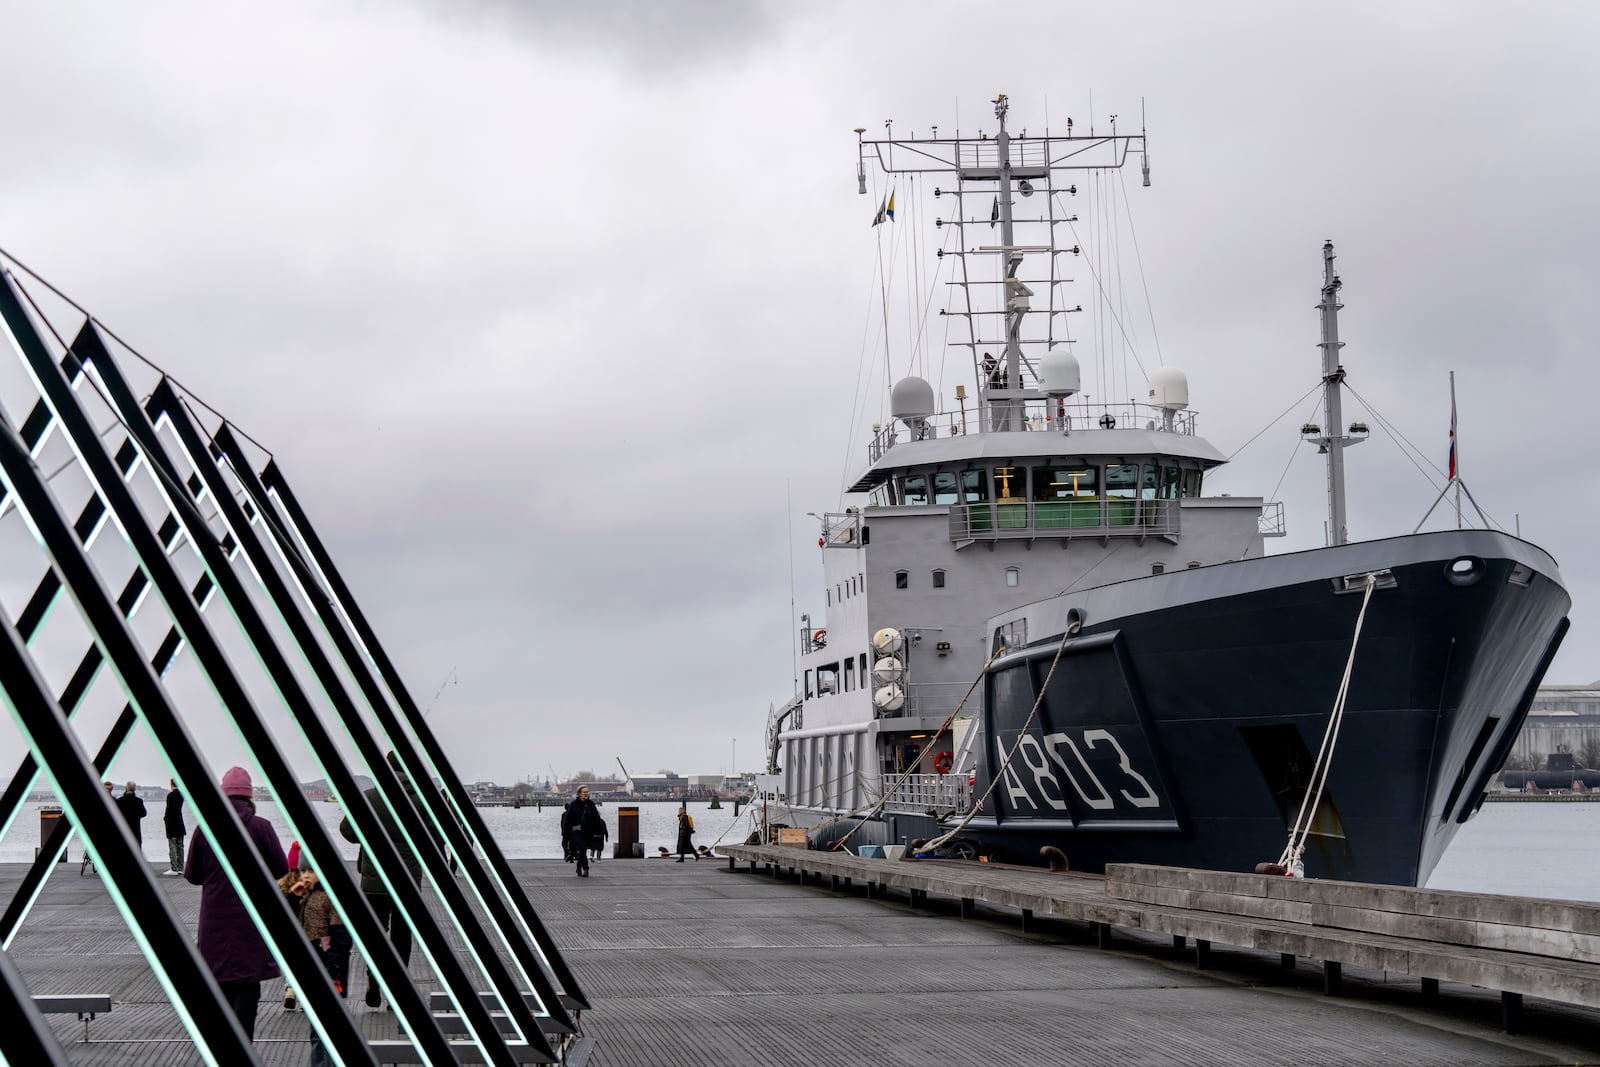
[933,751,954,775]
[812,628,827,648]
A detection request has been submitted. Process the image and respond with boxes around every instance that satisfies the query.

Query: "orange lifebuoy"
[812,628,827,648]
[933,751,954,775]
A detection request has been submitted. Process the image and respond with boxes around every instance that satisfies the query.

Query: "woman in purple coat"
[184,766,288,1041]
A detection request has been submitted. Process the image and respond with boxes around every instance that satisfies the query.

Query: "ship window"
[895,570,908,589]
[1187,561,1201,570]
[817,663,839,695]
[860,652,868,678]
[1152,563,1165,575]
[932,569,946,588]
[1141,464,1159,500]
[932,472,960,505]
[1032,465,1097,501]
[844,657,856,692]
[1183,469,1202,497]
[902,474,929,506]
[1005,566,1019,587]
[1106,464,1139,499]
[805,670,814,699]
[826,589,831,606]
[1160,466,1181,499]
[992,465,1023,503]
[960,469,988,502]
[870,486,890,507]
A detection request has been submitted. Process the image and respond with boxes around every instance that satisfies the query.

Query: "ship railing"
[1259,501,1287,538]
[818,512,863,548]
[949,497,1181,543]
[880,773,970,817]
[868,399,1197,462]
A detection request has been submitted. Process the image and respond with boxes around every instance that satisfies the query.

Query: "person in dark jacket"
[184,766,288,1042]
[163,779,186,875]
[114,781,147,847]
[338,753,446,1008]
[675,801,696,862]
[563,787,604,877]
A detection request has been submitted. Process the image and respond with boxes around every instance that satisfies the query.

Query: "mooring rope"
[1278,573,1377,874]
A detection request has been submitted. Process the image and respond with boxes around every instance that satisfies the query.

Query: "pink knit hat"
[220,766,252,797]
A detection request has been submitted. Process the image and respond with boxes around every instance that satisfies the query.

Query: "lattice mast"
[855,93,1150,435]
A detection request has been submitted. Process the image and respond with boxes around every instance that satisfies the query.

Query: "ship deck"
[5,857,1600,1065]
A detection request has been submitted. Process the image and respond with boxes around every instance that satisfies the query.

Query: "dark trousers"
[570,831,589,873]
[217,980,260,1041]
[366,891,413,965]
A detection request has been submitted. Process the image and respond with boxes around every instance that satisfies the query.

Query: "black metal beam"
[257,457,591,1010]
[203,415,572,1030]
[0,940,72,1067]
[154,384,561,1052]
[65,322,515,1064]
[0,463,260,1064]
[0,272,380,1066]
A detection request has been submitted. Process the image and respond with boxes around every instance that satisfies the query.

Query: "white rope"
[917,623,1077,855]
[1278,574,1377,874]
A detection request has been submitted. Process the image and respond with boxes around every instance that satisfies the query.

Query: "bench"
[33,994,112,1043]
[1101,864,1600,1032]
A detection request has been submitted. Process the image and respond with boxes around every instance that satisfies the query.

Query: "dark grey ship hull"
[878,530,1568,887]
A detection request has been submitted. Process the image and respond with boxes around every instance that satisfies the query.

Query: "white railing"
[881,773,970,816]
[870,399,1199,461]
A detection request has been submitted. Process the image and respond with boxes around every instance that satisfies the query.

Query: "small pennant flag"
[885,190,895,221]
[1447,395,1458,480]
[990,196,999,228]
[872,195,887,227]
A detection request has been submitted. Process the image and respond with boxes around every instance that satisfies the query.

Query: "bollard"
[614,806,640,858]
[38,807,68,863]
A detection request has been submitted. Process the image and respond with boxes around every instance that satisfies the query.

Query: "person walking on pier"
[563,786,603,877]
[675,801,695,862]
[184,765,289,1043]
[114,781,147,848]
[163,779,185,876]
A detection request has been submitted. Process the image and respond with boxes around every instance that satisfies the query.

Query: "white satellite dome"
[872,684,906,712]
[872,656,903,682]
[890,376,935,433]
[1148,367,1190,411]
[873,628,905,655]
[1038,346,1082,398]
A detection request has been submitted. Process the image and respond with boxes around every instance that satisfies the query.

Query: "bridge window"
[932,472,959,505]
[932,569,946,589]
[960,469,988,502]
[1033,465,1097,500]
[1160,466,1181,499]
[1141,464,1159,500]
[895,570,908,589]
[992,465,1024,503]
[1005,566,1019,587]
[901,474,929,506]
[1183,469,1202,496]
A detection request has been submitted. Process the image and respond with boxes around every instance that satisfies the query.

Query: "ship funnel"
[890,376,936,438]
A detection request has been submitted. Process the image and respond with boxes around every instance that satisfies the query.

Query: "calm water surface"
[4,795,1592,901]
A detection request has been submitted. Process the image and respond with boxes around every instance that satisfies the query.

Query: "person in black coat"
[163,779,186,875]
[114,781,148,847]
[563,787,604,877]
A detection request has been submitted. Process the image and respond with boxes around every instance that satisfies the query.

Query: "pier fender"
[1040,845,1070,872]
[1254,862,1289,876]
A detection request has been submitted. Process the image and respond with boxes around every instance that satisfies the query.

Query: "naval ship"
[751,95,1570,887]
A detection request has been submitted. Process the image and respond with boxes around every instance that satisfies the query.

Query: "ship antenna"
[989,93,1025,432]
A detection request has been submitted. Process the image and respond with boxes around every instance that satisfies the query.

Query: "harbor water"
[2,796,1590,900]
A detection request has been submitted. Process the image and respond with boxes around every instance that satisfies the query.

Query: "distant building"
[1509,683,1600,766]
[624,773,688,795]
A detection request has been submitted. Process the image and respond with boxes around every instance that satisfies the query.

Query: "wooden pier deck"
[5,857,1600,1064]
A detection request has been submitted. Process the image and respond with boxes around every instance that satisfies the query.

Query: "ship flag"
[1448,395,1458,480]
[885,190,895,221]
[990,196,999,228]
[872,195,887,227]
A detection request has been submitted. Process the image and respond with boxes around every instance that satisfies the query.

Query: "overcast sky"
[0,2,1596,790]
